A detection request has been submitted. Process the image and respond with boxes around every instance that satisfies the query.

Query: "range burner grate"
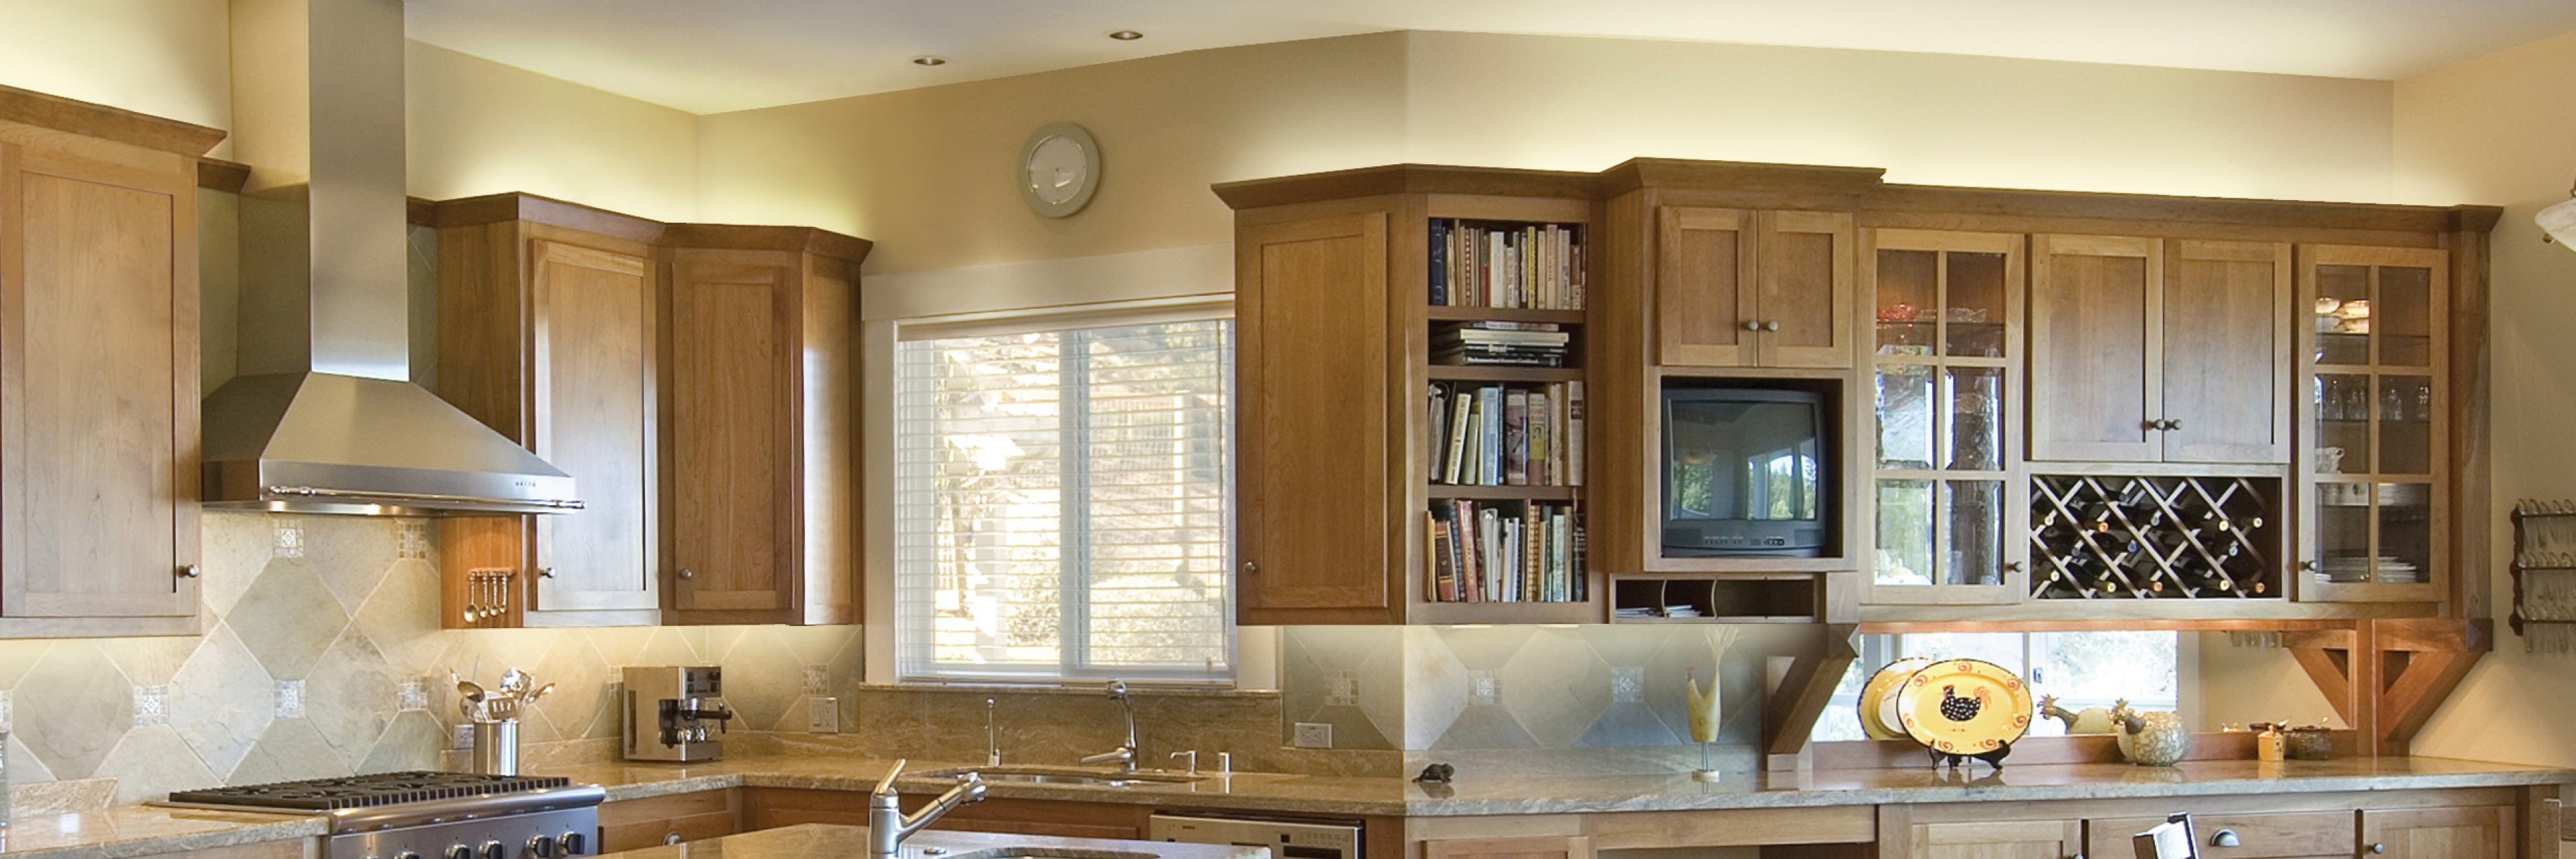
[168,771,575,810]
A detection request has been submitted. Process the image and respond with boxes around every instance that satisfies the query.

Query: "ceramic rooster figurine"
[2040,695,2123,735]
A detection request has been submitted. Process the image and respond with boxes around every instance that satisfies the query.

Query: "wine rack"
[2028,476,2281,599]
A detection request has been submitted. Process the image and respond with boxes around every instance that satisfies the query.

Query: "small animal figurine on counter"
[2113,703,2193,766]
[2040,695,2124,735]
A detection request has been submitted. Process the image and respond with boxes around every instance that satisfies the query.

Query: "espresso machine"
[623,667,735,762]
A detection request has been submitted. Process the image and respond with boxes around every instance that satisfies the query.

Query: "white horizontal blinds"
[894,316,1235,682]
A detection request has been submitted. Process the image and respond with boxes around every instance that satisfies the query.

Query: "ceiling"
[403,0,2576,115]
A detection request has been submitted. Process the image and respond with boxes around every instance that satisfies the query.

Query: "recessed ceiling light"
[912,55,949,67]
[1109,30,1144,41]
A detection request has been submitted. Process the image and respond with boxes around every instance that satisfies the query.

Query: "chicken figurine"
[2040,695,2124,735]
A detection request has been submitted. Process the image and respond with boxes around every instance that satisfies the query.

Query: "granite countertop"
[2,755,2566,859]
[594,823,1267,859]
[0,804,324,859]
[542,754,2576,818]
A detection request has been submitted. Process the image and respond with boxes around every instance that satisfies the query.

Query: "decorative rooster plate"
[1894,658,2034,766]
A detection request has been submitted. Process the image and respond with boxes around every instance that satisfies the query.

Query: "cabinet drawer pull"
[2209,829,2240,847]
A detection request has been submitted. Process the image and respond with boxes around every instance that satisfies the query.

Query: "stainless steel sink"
[917,766,1202,788]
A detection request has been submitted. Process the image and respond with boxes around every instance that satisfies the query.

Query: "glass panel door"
[2298,246,2446,601]
[1868,230,2023,604]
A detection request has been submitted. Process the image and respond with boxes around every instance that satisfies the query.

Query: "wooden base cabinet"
[0,85,221,636]
[2358,807,2509,859]
[433,194,668,628]
[659,226,868,625]
[1905,820,2079,859]
[1420,836,1594,859]
[598,789,743,851]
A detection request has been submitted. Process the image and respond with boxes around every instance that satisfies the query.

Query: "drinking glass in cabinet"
[2378,266,2434,367]
[1877,366,1934,470]
[1942,481,2004,586]
[2375,482,2433,584]
[2315,483,2373,583]
[1877,479,1935,585]
[2314,265,2370,366]
[1944,252,2008,358]
[1875,249,1936,353]
[2314,375,2371,467]
[2379,375,2434,476]
[1946,368,2002,471]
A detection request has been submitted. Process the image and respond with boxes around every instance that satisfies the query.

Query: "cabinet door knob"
[1763,320,1781,332]
[1240,561,1258,576]
[664,832,684,847]
[536,567,556,579]
[2368,844,2387,855]
[2002,561,2026,572]
[2210,829,2241,847]
[2300,560,2320,572]
[2165,419,2184,431]
[678,568,695,579]
[177,564,202,579]
[1742,320,1761,332]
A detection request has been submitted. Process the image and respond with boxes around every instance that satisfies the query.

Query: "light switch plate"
[1293,722,1332,749]
[451,722,474,750]
[808,697,841,733]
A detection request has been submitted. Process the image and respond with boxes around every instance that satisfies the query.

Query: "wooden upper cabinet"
[2358,806,2509,859]
[432,196,666,627]
[0,139,203,631]
[1656,206,1853,369]
[2029,234,2163,462]
[660,227,864,626]
[2030,234,2289,465]
[2160,240,2291,464]
[1234,210,1396,624]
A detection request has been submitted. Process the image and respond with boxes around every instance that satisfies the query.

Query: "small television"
[1662,387,1829,557]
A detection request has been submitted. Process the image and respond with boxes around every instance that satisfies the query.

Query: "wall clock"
[1019,122,1100,218]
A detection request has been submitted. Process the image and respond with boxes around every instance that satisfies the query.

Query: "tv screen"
[1662,388,1827,557]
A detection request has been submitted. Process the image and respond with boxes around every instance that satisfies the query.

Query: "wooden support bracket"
[2284,618,2489,756]
[1763,623,1859,770]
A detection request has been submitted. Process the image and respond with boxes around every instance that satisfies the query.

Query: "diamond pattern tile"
[16,644,135,779]
[230,560,352,680]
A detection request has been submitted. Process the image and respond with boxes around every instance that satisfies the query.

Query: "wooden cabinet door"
[1236,212,1394,623]
[666,250,798,615]
[1908,820,2081,859]
[2358,807,2508,859]
[0,144,199,621]
[530,239,659,613]
[1656,206,1755,367]
[1755,210,1856,368]
[2161,240,2291,464]
[1422,836,1594,859]
[2029,234,2163,462]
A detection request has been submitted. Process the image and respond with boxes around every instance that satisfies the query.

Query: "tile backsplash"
[8,513,861,806]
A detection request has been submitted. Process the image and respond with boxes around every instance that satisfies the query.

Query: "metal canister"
[470,719,520,775]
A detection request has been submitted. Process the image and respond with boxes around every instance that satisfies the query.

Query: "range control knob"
[559,833,588,856]
[481,840,507,859]
[445,846,475,859]
[528,836,558,858]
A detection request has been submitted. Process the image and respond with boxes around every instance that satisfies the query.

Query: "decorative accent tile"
[802,665,828,695]
[133,685,170,726]
[1,689,14,730]
[1468,669,1502,706]
[396,522,431,560]
[1612,667,1645,704]
[1324,671,1359,708]
[273,520,305,558]
[398,678,429,712]
[275,679,306,719]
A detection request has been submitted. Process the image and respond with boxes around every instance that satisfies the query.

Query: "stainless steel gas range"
[163,772,606,859]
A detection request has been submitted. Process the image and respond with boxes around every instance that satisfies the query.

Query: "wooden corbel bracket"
[2285,618,2491,756]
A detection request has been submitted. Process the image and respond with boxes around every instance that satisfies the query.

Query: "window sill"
[857,680,1278,700]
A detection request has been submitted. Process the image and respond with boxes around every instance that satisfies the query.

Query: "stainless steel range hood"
[202,0,580,517]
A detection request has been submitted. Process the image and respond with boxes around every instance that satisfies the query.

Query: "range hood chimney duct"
[202,0,581,516]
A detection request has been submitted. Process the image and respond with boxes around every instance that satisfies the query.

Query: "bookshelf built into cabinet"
[1612,574,1818,623]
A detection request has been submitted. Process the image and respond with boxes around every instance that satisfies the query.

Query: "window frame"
[886,298,1239,686]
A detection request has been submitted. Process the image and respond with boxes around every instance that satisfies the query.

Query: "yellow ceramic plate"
[1856,658,1934,741]
[1895,658,2034,755]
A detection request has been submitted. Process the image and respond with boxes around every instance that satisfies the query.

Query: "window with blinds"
[894,315,1235,682]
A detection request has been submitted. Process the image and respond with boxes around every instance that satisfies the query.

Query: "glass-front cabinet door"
[2298,245,2446,603]
[1866,230,2025,605]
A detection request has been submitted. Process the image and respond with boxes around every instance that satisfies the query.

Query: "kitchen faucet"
[1077,680,1140,773]
[868,759,984,859]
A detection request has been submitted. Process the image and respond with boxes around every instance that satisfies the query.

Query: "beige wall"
[405,40,700,221]
[2391,29,2576,768]
[0,0,234,154]
[699,30,2406,278]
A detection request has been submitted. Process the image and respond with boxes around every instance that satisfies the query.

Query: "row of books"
[1428,501,1585,603]
[1432,321,1571,367]
[1430,381,1584,487]
[1430,219,1587,310]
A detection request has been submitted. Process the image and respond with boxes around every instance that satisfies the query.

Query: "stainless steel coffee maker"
[622,667,734,762]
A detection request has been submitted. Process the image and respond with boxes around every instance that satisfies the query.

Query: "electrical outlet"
[807,697,841,733]
[1293,722,1333,749]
